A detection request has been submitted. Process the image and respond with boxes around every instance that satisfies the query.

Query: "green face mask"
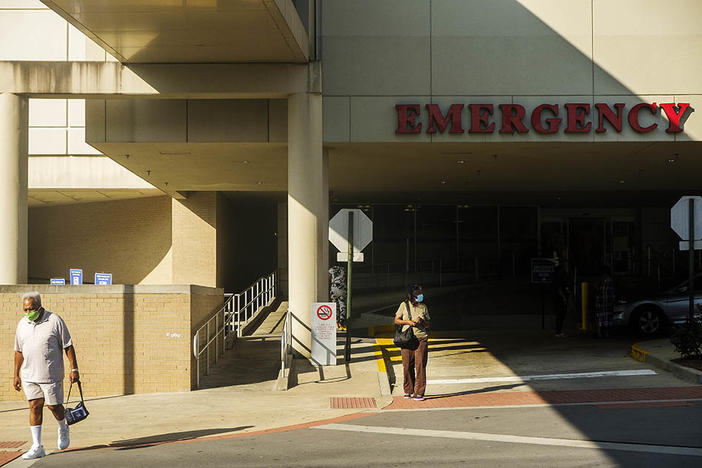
[25,308,41,322]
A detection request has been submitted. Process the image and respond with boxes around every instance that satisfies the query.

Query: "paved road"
[24,398,702,467]
[7,331,700,467]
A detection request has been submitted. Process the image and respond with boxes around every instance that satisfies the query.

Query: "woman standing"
[595,265,614,338]
[394,283,431,401]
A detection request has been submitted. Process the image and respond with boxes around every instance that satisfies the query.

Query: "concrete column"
[319,149,329,302]
[288,92,324,358]
[0,93,28,284]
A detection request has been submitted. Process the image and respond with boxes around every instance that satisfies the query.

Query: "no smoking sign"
[317,305,333,320]
[311,302,337,366]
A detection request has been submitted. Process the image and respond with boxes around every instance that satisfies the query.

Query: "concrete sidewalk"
[0,336,386,466]
[631,338,702,384]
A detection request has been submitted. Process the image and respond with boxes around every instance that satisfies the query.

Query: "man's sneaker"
[413,395,425,401]
[58,424,70,450]
[403,393,412,399]
[22,444,46,460]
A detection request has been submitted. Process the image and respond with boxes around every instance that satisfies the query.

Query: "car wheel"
[633,307,665,335]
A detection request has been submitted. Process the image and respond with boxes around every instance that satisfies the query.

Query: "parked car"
[613,275,702,335]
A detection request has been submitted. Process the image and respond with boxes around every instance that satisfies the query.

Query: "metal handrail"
[193,271,276,388]
[280,307,292,379]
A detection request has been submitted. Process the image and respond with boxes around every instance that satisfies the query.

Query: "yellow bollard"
[580,282,589,330]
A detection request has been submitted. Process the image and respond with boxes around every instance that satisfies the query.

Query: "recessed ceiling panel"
[42,0,309,63]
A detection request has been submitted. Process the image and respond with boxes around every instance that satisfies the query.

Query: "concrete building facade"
[1,0,701,398]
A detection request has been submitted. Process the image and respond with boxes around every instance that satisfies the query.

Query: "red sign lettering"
[628,102,658,133]
[425,104,464,134]
[531,104,561,134]
[564,103,592,133]
[659,103,690,133]
[468,104,495,133]
[395,104,422,134]
[394,102,693,136]
[595,103,625,133]
[499,104,529,134]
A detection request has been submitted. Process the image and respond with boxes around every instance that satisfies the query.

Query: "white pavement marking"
[314,424,702,457]
[426,369,657,385]
[382,398,702,412]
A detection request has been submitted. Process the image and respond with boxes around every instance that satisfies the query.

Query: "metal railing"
[192,271,276,389]
[280,308,292,379]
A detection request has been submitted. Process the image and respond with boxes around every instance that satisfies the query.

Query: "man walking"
[13,292,79,459]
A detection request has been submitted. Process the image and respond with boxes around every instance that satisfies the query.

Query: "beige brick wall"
[28,196,173,285]
[173,193,218,288]
[0,285,223,401]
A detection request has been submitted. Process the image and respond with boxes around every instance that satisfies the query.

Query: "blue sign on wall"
[50,278,66,285]
[94,273,112,285]
[69,269,83,285]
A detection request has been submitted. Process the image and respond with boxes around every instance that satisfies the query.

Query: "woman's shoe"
[403,393,411,399]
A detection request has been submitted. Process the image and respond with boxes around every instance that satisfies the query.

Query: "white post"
[288,91,324,358]
[0,93,28,284]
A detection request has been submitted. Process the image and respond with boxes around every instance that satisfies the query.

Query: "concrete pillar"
[319,149,329,302]
[0,93,28,284]
[288,92,324,358]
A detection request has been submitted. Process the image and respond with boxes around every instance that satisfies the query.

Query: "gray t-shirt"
[14,310,73,383]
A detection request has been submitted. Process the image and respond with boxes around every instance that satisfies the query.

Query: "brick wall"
[28,196,173,285]
[0,285,223,401]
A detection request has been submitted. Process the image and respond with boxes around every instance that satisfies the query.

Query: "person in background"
[329,265,347,330]
[553,261,571,337]
[14,292,79,459]
[595,265,615,338]
[394,283,431,401]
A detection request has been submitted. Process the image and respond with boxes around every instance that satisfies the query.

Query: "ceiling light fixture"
[457,160,465,164]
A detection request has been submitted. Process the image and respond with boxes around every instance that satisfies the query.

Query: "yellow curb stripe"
[630,343,648,362]
[374,340,387,373]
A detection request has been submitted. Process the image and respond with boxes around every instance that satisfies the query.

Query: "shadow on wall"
[28,196,172,285]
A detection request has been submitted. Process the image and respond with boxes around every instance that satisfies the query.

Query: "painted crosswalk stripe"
[426,369,656,385]
[314,424,702,457]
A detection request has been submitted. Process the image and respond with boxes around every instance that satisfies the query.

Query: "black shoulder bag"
[393,301,419,349]
[65,381,89,425]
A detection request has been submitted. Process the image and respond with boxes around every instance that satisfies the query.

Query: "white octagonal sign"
[671,196,702,241]
[329,209,373,253]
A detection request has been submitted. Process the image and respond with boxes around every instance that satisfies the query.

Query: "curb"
[374,340,393,397]
[630,343,702,384]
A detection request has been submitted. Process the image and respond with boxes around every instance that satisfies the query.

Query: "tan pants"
[401,338,428,396]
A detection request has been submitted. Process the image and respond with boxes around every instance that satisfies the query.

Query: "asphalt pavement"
[3,315,702,467]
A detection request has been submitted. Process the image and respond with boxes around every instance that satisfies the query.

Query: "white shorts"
[23,381,64,406]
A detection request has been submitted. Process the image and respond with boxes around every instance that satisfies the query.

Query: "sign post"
[311,302,337,366]
[689,198,695,323]
[329,208,373,362]
[531,258,556,330]
[671,196,702,322]
[345,211,353,362]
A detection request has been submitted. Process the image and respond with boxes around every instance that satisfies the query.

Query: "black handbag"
[393,301,419,349]
[65,381,89,425]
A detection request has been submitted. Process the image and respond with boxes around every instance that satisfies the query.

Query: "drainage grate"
[0,441,25,449]
[330,397,376,409]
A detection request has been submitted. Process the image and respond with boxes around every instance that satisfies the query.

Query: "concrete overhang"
[41,0,309,64]
[0,61,318,98]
